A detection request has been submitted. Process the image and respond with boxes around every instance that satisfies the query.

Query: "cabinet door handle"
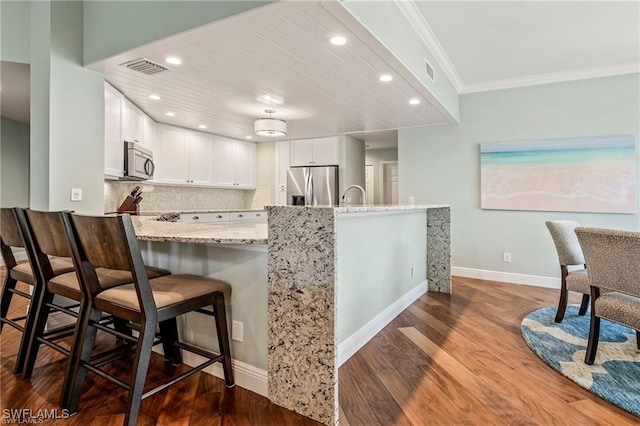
[216,215,223,219]
[193,216,199,220]
[256,213,261,217]
[237,214,244,218]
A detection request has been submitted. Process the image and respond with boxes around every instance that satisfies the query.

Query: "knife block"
[117,196,139,215]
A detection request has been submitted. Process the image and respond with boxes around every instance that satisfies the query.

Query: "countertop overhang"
[132,216,268,245]
[132,205,449,245]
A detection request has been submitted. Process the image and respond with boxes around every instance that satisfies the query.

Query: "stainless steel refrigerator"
[287,166,339,206]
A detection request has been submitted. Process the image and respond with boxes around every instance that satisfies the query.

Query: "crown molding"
[461,62,640,94]
[392,0,464,93]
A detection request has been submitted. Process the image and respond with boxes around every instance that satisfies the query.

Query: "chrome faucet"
[340,185,367,206]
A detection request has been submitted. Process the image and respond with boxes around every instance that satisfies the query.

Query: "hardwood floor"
[2,270,638,425]
[338,276,639,425]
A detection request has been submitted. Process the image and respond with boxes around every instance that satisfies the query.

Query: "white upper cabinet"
[156,125,189,185]
[155,127,254,188]
[187,131,214,185]
[104,83,124,179]
[290,137,339,166]
[141,113,157,151]
[214,138,256,188]
[121,99,143,144]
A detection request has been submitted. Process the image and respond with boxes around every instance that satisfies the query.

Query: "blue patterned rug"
[521,305,640,417]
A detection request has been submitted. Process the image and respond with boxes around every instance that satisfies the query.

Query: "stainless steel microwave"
[123,141,154,180]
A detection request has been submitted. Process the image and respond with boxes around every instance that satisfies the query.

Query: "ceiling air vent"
[425,59,435,82]
[120,58,168,75]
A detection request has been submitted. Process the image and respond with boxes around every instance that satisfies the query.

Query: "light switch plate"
[71,188,82,201]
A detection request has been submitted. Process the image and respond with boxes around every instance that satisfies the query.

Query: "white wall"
[1,117,30,207]
[365,148,398,205]
[400,74,640,283]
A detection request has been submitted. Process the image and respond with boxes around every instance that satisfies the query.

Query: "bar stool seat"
[48,267,171,301]
[11,258,74,284]
[95,274,231,316]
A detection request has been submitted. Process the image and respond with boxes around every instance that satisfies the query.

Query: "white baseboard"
[152,345,268,397]
[0,251,27,267]
[337,280,427,367]
[452,266,560,289]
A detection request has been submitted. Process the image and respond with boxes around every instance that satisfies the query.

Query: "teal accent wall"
[30,1,105,213]
[336,211,426,343]
[83,1,273,65]
[1,1,30,63]
[140,242,268,369]
[399,74,640,279]
[1,117,30,207]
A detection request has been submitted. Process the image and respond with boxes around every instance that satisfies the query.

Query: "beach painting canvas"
[480,135,636,213]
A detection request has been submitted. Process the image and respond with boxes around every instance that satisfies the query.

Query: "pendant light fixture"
[254,109,287,137]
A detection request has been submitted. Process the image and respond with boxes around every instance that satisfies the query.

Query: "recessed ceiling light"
[409,98,421,105]
[198,124,207,129]
[329,35,347,46]
[379,74,393,82]
[165,56,182,65]
[165,112,176,117]
[245,136,253,139]
[148,94,161,100]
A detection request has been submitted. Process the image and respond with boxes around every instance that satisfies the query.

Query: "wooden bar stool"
[17,208,170,382]
[0,207,74,375]
[61,212,234,426]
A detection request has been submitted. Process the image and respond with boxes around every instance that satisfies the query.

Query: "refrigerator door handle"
[304,169,313,206]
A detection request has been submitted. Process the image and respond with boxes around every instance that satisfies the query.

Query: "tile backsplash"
[104,181,271,214]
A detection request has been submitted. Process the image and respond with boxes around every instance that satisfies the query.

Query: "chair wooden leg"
[555,274,569,323]
[0,275,18,333]
[159,318,182,365]
[585,314,600,365]
[61,308,101,412]
[124,321,155,426]
[13,281,44,376]
[213,293,234,387]
[21,290,54,380]
[578,294,589,316]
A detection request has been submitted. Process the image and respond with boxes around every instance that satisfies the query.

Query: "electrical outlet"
[232,321,244,342]
[503,252,512,263]
[408,196,415,205]
[71,188,82,201]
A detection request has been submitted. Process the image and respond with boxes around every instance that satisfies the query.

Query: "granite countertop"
[140,208,266,216]
[265,204,449,213]
[132,216,268,245]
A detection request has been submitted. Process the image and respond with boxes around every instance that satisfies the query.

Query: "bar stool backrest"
[23,210,73,281]
[63,213,156,318]
[1,208,25,249]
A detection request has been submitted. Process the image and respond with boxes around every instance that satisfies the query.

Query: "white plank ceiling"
[90,0,454,142]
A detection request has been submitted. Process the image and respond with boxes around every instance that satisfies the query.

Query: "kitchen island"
[133,205,451,425]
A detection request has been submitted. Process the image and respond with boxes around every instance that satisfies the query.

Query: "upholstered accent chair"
[575,227,640,365]
[545,220,590,322]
